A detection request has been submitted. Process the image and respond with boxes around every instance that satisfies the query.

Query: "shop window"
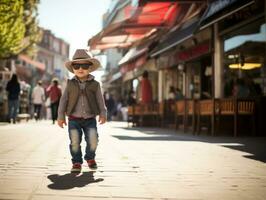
[223,19,266,97]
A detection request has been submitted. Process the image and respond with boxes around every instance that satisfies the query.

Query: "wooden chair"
[216,98,235,134]
[133,104,142,126]
[167,100,176,129]
[196,99,216,135]
[235,98,256,136]
[140,103,158,126]
[158,100,187,129]
[158,101,165,127]
[185,99,197,134]
[175,100,186,130]
[217,98,256,136]
[157,100,176,127]
[127,105,135,127]
[151,103,160,126]
[127,104,142,127]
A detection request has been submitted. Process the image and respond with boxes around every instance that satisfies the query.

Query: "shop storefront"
[198,0,265,98]
[219,2,266,97]
[120,49,158,103]
[177,40,212,99]
[150,17,212,101]
[124,67,157,103]
[160,25,212,100]
[156,53,167,101]
[196,0,266,135]
[156,51,182,101]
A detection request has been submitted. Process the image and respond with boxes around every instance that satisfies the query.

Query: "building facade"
[37,28,70,89]
[88,0,266,135]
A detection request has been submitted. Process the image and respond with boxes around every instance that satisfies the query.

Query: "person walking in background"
[46,78,62,124]
[57,49,106,173]
[31,80,45,121]
[5,74,21,124]
[140,70,152,104]
[127,90,136,106]
[105,93,116,121]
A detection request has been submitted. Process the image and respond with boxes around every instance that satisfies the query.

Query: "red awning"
[89,2,180,50]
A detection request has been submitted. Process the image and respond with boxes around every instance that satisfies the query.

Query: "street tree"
[0,0,41,60]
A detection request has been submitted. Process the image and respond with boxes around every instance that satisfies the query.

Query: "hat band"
[73,57,90,60]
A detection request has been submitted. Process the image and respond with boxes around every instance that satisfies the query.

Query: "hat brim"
[65,58,100,73]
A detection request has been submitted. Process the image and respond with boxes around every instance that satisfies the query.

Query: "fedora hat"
[65,49,100,73]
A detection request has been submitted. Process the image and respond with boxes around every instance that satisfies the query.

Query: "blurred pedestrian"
[168,86,176,101]
[5,74,20,123]
[46,78,62,124]
[232,78,249,98]
[127,90,136,106]
[105,93,116,121]
[140,70,152,104]
[31,80,45,121]
[175,88,184,100]
[57,49,107,173]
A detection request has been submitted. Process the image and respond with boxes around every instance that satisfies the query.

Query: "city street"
[0,120,266,200]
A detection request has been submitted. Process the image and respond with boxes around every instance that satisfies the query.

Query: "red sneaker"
[71,163,81,173]
[87,159,97,170]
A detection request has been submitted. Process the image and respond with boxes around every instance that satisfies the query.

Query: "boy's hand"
[57,119,67,128]
[98,116,106,124]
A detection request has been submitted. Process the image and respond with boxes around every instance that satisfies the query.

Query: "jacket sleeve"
[95,83,107,118]
[57,86,68,120]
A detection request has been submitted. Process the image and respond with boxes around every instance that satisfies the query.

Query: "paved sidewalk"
[0,121,266,200]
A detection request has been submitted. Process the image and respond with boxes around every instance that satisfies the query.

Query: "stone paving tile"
[32,196,111,200]
[0,193,29,200]
[1,121,266,200]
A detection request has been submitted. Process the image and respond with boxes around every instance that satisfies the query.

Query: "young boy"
[57,49,107,173]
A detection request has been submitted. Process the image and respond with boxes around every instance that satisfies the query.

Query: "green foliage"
[0,0,41,59]
[21,0,42,56]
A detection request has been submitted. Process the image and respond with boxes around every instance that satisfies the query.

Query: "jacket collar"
[72,74,95,83]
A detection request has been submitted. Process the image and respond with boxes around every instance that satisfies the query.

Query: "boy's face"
[72,61,92,79]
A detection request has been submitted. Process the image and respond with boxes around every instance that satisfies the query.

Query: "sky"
[38,0,111,81]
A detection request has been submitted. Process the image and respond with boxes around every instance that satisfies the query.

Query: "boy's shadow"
[47,172,104,190]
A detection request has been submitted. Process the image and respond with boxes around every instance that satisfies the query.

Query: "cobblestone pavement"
[0,120,266,200]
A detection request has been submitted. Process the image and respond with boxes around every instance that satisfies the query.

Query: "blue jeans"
[68,118,98,164]
[50,101,59,123]
[33,104,42,120]
[8,99,19,121]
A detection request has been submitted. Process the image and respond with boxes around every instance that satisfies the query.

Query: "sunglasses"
[72,63,92,70]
